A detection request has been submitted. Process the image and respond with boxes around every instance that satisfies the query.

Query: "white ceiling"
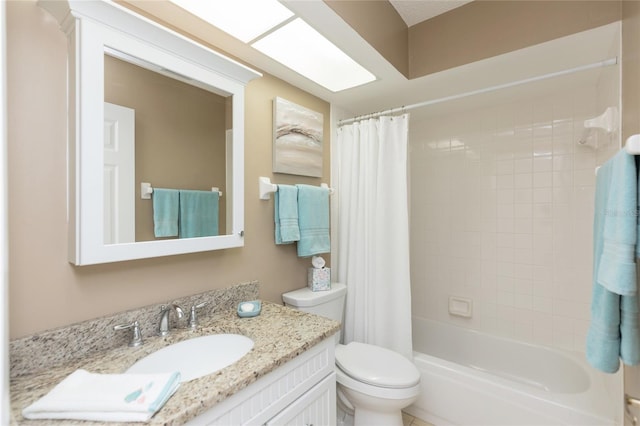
[198,1,620,121]
[389,0,473,27]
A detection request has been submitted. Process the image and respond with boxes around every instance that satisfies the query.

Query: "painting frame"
[273,97,323,178]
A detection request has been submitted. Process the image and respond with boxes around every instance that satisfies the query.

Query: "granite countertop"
[10,302,340,425]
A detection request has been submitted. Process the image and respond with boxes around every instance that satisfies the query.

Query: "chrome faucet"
[158,304,185,336]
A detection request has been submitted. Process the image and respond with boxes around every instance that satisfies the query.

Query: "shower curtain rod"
[338,57,618,126]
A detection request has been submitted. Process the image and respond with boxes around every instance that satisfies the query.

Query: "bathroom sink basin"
[127,334,254,382]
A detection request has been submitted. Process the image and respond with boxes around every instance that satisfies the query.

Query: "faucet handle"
[114,320,143,347]
[188,301,210,329]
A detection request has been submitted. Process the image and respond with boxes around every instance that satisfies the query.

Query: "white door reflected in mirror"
[103,102,135,245]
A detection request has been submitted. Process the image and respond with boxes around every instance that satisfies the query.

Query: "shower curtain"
[335,114,413,359]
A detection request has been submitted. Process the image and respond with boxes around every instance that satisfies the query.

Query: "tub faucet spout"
[158,304,185,336]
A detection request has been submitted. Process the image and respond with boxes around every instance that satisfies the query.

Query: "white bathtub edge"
[409,349,619,426]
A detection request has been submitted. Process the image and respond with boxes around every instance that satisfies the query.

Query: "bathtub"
[404,317,622,426]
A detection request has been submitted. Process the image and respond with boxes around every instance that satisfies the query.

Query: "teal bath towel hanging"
[586,150,640,373]
[152,188,179,238]
[178,190,219,238]
[296,184,330,257]
[274,184,300,244]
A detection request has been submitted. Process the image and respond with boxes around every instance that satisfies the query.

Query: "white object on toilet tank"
[282,282,346,342]
[448,296,472,318]
[282,282,346,321]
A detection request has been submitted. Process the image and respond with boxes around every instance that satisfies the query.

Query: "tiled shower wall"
[409,67,619,353]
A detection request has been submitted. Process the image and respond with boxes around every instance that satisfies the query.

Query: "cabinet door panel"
[266,372,336,426]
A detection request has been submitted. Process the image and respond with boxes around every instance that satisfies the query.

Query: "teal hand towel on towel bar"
[179,190,219,238]
[587,150,640,373]
[296,184,330,257]
[274,184,300,244]
[22,369,181,422]
[153,188,179,238]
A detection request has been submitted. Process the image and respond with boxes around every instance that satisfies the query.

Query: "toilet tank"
[282,282,346,323]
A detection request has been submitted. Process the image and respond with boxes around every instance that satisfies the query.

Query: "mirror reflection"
[103,53,230,244]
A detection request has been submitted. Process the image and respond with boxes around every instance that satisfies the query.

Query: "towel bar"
[258,176,334,200]
[141,182,222,199]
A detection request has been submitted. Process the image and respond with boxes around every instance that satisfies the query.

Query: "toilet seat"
[335,366,421,400]
[335,342,420,389]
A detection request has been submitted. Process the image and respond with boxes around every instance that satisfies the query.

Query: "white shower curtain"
[335,114,413,359]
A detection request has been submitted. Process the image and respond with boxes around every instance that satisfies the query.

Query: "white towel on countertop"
[22,369,181,422]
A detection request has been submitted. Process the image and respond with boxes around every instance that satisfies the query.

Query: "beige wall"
[328,0,620,79]
[7,0,330,339]
[408,1,620,78]
[324,0,409,78]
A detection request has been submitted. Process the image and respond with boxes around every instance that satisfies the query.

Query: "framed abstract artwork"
[273,97,323,177]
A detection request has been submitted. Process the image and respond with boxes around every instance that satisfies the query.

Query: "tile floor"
[402,412,435,426]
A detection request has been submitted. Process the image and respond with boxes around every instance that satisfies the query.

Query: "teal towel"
[274,185,300,245]
[296,184,330,257]
[587,150,640,373]
[587,284,621,373]
[178,190,219,238]
[153,188,179,238]
[621,294,640,366]
[598,150,638,295]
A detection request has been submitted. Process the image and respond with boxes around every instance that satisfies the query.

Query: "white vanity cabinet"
[265,372,336,426]
[187,337,336,426]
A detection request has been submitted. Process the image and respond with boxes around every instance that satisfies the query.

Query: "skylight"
[252,18,376,92]
[168,0,376,92]
[169,0,294,43]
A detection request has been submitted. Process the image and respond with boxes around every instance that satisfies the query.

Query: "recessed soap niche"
[449,296,473,318]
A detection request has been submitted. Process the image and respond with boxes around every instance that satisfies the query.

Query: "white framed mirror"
[39,0,261,265]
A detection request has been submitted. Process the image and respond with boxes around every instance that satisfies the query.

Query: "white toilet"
[282,282,420,426]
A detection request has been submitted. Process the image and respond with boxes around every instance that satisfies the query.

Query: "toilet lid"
[335,342,420,389]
